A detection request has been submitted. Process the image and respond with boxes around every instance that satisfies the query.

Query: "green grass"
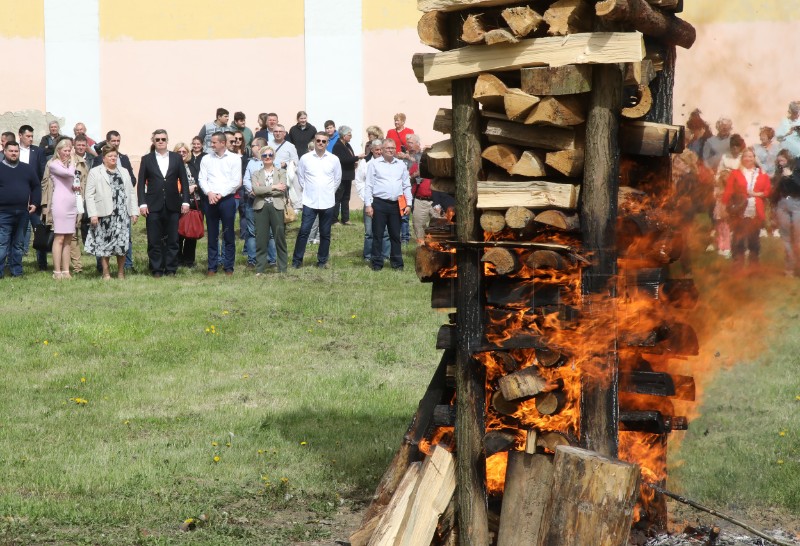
[0,214,798,544]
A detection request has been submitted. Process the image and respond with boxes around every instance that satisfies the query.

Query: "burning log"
[473,73,508,110]
[417,10,448,50]
[482,144,520,174]
[509,150,547,177]
[365,462,422,546]
[414,32,645,84]
[481,247,520,275]
[536,446,640,546]
[484,430,518,457]
[497,452,554,546]
[415,245,454,282]
[432,404,457,428]
[501,6,544,37]
[523,249,570,271]
[492,389,520,416]
[620,120,685,156]
[477,180,580,210]
[595,0,697,49]
[620,370,696,401]
[619,410,687,433]
[436,324,456,350]
[545,148,585,177]
[525,95,587,127]
[662,278,699,309]
[536,430,575,451]
[498,366,548,401]
[504,88,541,121]
[534,209,580,231]
[485,118,578,151]
[536,347,564,367]
[543,0,593,35]
[486,278,562,309]
[480,210,507,233]
[535,390,566,415]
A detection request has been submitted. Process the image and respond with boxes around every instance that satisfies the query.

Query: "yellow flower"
[796,395,800,401]
[779,430,787,437]
[257,449,264,455]
[211,441,218,447]
[213,456,220,463]
[307,329,313,333]
[777,459,784,464]
[222,311,229,315]
[184,518,195,524]
[316,319,323,324]
[225,442,231,448]
[351,314,357,319]
[281,477,289,484]
[300,441,307,446]
[205,328,210,333]
[53,352,59,357]
[81,377,86,383]
[242,374,249,379]
[43,340,48,345]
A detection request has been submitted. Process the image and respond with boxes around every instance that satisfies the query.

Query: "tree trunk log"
[596,0,696,49]
[485,119,577,151]
[535,390,566,415]
[523,249,570,271]
[433,108,453,134]
[424,139,455,177]
[497,452,554,546]
[534,210,580,231]
[481,247,520,275]
[498,367,549,401]
[418,10,449,50]
[504,206,535,230]
[480,210,507,233]
[536,446,640,546]
[416,245,455,281]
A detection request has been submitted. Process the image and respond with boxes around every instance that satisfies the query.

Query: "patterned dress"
[84,170,130,257]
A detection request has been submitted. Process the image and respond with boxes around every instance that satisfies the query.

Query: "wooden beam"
[620,120,684,156]
[418,32,645,83]
[418,11,449,50]
[477,180,580,210]
[521,65,592,96]
[596,0,696,49]
[412,53,452,96]
[418,0,521,13]
[497,452,554,546]
[536,446,640,546]
[485,119,577,151]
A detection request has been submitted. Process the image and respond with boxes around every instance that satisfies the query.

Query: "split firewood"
[504,88,541,121]
[433,108,452,134]
[480,210,506,233]
[523,249,569,271]
[423,139,454,177]
[535,390,566,415]
[366,462,422,546]
[504,206,534,230]
[620,121,684,156]
[436,324,456,350]
[418,0,526,12]
[534,210,580,231]
[473,73,508,110]
[535,430,573,451]
[509,150,547,177]
[524,429,538,454]
[482,247,520,275]
[485,119,577,151]
[621,84,653,118]
[484,430,518,457]
[484,28,519,45]
[545,148,584,177]
[535,347,564,367]
[492,389,520,416]
[431,177,455,195]
[498,366,548,401]
[417,11,448,50]
[497,451,554,546]
[537,446,640,546]
[525,95,586,127]
[432,404,457,427]
[482,144,520,174]
[596,0,697,49]
[415,32,645,84]
[543,0,593,36]
[461,13,488,44]
[416,245,454,281]
[477,180,580,210]
[501,6,544,37]
[521,65,592,96]
[492,350,519,372]
[623,59,656,86]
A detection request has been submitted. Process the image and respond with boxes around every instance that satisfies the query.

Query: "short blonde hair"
[366,125,384,139]
[393,113,406,122]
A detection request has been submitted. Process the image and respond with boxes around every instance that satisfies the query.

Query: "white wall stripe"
[304,0,364,153]
[44,0,101,140]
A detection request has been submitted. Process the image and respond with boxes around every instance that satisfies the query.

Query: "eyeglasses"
[154,137,166,142]
[315,139,328,144]
[234,138,242,142]
[179,150,188,155]
[261,153,274,158]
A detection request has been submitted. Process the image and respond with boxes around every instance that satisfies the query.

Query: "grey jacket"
[85,165,138,218]
[251,167,288,211]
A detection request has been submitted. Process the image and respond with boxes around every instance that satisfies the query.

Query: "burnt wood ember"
[431,278,458,308]
[416,245,455,282]
[620,371,696,401]
[436,324,456,350]
[662,278,699,309]
[484,430,519,457]
[619,410,687,433]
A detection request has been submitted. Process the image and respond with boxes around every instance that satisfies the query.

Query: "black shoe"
[392,266,404,272]
[317,263,329,269]
[152,272,163,278]
[165,271,176,277]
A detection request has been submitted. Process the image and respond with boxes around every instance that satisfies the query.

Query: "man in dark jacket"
[17,124,47,270]
[0,142,41,278]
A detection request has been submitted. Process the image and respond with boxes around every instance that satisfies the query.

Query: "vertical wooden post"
[451,30,489,545]
[579,14,623,457]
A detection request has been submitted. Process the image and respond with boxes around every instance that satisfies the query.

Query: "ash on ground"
[634,525,800,546]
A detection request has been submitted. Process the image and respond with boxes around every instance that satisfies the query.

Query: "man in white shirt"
[291,132,342,269]
[364,137,412,271]
[271,124,299,170]
[199,132,241,275]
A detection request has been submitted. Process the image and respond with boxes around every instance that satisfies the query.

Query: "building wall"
[0,0,797,161]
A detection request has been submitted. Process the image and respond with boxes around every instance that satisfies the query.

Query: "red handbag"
[179,209,205,239]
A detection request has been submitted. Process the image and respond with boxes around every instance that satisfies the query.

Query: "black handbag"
[33,223,54,252]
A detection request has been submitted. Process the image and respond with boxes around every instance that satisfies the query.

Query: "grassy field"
[0,215,798,545]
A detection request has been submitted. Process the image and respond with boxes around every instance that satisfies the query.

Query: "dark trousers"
[335,179,353,223]
[145,209,180,274]
[371,197,403,270]
[292,205,336,267]
[731,217,761,265]
[28,212,48,270]
[254,203,287,273]
[206,194,236,272]
[178,236,197,266]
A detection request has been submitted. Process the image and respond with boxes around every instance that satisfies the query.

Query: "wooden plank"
[485,119,577,151]
[418,0,521,13]
[497,452,554,546]
[366,463,422,546]
[420,32,645,83]
[477,180,580,210]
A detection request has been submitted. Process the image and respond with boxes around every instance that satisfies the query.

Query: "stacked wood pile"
[352,1,698,545]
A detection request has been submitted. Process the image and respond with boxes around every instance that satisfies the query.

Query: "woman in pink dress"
[46,138,78,279]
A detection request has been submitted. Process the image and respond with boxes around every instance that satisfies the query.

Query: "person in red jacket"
[385,113,414,159]
[722,147,771,267]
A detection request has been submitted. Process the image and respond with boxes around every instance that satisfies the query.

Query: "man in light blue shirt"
[364,137,412,271]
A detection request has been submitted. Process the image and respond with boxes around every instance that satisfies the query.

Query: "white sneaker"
[706,244,715,252]
[721,249,731,259]
[759,229,768,238]
[773,229,781,237]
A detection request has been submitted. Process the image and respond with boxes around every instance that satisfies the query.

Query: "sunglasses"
[315,139,328,144]
[154,137,167,142]
[234,138,242,142]
[261,153,274,158]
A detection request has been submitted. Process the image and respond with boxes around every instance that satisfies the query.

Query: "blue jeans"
[292,205,336,267]
[0,208,30,277]
[363,206,390,261]
[240,197,257,265]
[206,194,237,272]
[776,196,800,273]
[401,212,410,243]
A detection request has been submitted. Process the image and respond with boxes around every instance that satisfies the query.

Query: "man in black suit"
[17,124,48,270]
[93,130,137,270]
[137,129,190,277]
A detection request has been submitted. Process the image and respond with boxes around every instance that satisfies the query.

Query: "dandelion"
[779,430,787,437]
[351,314,357,319]
[257,449,264,455]
[211,441,218,447]
[316,319,323,324]
[81,377,86,383]
[184,518,195,525]
[205,328,210,333]
[53,352,59,357]
[43,340,49,346]
[300,441,307,446]
[796,395,800,401]
[124,420,130,426]
[213,456,220,463]
[281,477,289,484]
[307,329,313,333]
[242,373,249,379]
[777,459,785,465]
[222,311,229,315]
[225,442,231,448]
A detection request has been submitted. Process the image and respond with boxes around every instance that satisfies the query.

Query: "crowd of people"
[674,102,800,276]
[0,109,454,280]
